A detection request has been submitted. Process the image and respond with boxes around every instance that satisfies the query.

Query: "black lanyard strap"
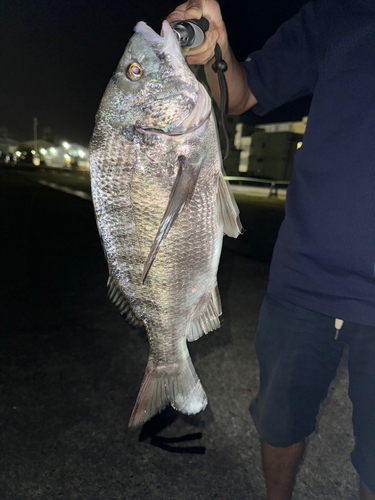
[212,43,230,160]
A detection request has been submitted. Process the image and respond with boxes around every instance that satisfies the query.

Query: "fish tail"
[128,347,207,428]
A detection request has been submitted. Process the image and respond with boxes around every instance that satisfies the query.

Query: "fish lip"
[134,20,180,56]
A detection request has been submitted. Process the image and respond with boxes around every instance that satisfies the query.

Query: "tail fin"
[128,346,207,428]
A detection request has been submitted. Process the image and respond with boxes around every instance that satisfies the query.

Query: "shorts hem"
[351,451,375,493]
[250,402,314,448]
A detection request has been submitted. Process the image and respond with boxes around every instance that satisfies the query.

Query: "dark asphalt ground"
[0,165,359,499]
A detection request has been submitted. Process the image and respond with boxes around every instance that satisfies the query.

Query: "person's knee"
[251,397,313,448]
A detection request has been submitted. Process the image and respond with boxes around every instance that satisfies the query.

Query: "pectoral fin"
[142,155,202,283]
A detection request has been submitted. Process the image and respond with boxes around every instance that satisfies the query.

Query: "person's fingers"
[166,2,189,24]
[166,0,225,65]
[183,0,206,20]
[166,0,208,24]
[184,29,219,64]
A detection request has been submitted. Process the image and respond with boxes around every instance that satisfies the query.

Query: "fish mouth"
[135,20,181,57]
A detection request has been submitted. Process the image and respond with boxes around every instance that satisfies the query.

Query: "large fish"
[89,20,242,427]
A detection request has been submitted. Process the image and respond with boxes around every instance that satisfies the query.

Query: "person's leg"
[250,294,345,497]
[346,322,375,499]
[262,441,305,500]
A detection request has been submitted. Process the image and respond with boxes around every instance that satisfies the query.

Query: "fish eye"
[126,62,143,81]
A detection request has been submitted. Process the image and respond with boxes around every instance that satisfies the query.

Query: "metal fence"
[225,176,289,200]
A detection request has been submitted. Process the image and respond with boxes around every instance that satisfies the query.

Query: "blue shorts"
[250,293,375,492]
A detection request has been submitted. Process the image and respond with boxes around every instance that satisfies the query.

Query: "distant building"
[18,139,53,156]
[14,139,54,165]
[18,139,54,151]
[0,137,19,154]
[234,117,308,180]
[43,142,89,170]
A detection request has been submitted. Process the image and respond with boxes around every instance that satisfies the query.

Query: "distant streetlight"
[33,117,38,152]
[33,117,40,166]
[64,153,71,167]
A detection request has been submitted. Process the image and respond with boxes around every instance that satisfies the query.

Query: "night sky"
[1,0,309,146]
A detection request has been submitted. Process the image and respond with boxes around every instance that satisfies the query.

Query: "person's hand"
[166,0,228,65]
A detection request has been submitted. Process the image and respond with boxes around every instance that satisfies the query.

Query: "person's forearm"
[204,39,258,115]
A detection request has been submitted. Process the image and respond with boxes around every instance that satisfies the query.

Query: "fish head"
[97,21,211,136]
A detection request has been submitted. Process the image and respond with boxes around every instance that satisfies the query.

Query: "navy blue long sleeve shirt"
[241,0,375,325]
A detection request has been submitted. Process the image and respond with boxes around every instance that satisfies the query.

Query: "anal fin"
[187,285,222,342]
[107,276,143,327]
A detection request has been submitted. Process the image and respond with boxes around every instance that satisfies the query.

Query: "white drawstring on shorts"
[334,318,344,340]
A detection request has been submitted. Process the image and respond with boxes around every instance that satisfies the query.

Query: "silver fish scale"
[91,114,222,369]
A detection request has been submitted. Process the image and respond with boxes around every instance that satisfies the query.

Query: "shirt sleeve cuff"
[240,57,280,116]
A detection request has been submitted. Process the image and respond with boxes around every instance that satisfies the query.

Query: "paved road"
[0,166,358,499]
